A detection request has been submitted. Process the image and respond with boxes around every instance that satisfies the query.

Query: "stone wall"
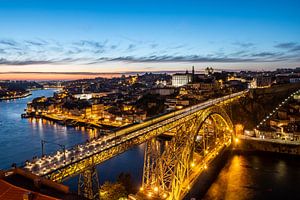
[234,137,300,155]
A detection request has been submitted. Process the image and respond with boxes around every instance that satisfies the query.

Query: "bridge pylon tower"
[78,165,100,200]
[142,137,164,188]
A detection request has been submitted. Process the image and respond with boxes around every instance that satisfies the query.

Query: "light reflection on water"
[1,89,300,198]
[0,89,145,192]
[0,89,90,169]
[203,153,300,200]
[203,155,255,200]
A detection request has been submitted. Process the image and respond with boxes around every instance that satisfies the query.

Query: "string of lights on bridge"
[256,89,300,129]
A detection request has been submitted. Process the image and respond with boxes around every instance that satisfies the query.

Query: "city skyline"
[1,1,300,199]
[0,0,300,80]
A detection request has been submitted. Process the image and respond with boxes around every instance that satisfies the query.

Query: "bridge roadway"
[22,90,248,181]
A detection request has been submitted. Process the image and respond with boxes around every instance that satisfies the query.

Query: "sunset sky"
[0,0,300,80]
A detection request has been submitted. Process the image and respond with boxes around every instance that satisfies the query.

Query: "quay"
[235,135,300,156]
[22,112,116,131]
[0,91,31,101]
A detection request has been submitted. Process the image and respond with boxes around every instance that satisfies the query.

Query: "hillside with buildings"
[230,82,300,131]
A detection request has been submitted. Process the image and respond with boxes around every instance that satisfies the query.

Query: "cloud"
[0,49,6,54]
[0,58,54,65]
[251,52,282,57]
[127,44,136,51]
[72,40,107,54]
[73,40,105,48]
[228,50,248,57]
[274,42,300,52]
[67,47,83,54]
[150,43,158,49]
[25,39,48,46]
[0,38,299,67]
[110,45,118,49]
[232,42,255,48]
[101,55,257,63]
[170,44,187,49]
[275,42,297,49]
[0,39,18,46]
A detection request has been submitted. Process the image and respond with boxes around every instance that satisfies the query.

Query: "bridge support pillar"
[78,166,100,200]
[142,138,161,189]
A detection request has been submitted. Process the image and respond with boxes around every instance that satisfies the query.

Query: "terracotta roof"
[0,179,59,200]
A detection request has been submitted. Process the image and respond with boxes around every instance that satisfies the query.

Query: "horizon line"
[0,67,293,75]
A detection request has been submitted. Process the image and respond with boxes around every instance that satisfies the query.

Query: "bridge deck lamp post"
[41,140,66,164]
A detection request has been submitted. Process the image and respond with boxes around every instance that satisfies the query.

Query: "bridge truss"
[22,91,246,199]
[139,106,233,200]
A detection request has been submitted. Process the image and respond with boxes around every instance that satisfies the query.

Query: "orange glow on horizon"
[0,73,122,80]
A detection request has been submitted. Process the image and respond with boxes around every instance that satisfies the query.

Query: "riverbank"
[22,112,116,132]
[0,91,31,101]
[0,89,92,170]
[234,135,300,156]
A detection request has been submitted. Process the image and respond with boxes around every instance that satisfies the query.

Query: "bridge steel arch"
[140,106,233,200]
[19,91,247,200]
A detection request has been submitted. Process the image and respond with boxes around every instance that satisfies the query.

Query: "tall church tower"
[192,66,195,82]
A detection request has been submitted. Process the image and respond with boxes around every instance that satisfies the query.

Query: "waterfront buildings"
[23,68,300,133]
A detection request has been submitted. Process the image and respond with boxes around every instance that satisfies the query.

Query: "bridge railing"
[114,90,248,138]
[20,90,248,174]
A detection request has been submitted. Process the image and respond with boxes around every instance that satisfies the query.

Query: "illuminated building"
[172,73,192,87]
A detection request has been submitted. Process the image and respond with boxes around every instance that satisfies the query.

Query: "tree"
[100,181,127,200]
[117,172,134,194]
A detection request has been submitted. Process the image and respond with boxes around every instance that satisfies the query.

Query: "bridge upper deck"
[22,90,248,181]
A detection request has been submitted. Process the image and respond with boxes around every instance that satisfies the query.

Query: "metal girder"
[42,102,235,186]
[78,166,100,200]
[140,106,233,200]
[142,138,161,187]
[44,112,195,182]
[25,91,246,184]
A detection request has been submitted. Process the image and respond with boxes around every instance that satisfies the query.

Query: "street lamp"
[41,140,66,164]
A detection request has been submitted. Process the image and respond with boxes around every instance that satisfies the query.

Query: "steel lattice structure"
[139,106,233,200]
[21,90,247,199]
[78,165,100,200]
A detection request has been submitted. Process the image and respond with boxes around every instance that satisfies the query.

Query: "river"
[0,89,144,191]
[0,89,299,199]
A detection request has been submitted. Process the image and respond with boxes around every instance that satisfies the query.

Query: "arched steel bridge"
[22,90,248,199]
[137,105,234,200]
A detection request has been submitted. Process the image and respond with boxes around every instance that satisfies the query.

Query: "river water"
[0,89,299,199]
[0,89,144,190]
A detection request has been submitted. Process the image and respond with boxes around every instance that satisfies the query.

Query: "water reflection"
[2,89,300,199]
[203,153,300,200]
[0,89,90,169]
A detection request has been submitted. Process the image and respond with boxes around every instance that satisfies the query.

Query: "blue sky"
[0,0,300,74]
